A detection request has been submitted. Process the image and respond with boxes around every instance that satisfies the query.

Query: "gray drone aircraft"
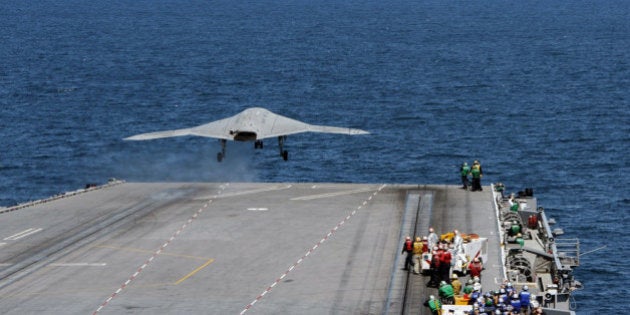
[124,107,369,162]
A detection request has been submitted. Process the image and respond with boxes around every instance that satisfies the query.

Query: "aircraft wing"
[124,107,368,141]
[124,117,233,141]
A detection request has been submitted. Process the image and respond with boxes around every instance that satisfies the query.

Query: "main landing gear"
[278,136,288,161]
[217,139,227,162]
[215,137,289,162]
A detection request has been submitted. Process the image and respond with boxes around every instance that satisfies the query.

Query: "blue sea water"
[1,0,628,313]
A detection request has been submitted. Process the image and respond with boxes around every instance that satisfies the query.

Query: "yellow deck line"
[174,259,215,285]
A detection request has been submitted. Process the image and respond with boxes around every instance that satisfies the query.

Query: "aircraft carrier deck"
[0,181,575,314]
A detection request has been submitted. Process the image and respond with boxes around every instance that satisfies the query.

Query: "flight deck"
[0,182,500,314]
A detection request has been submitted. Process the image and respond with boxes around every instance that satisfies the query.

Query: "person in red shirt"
[421,236,429,253]
[440,245,452,282]
[468,257,483,278]
[401,236,413,271]
[428,247,441,287]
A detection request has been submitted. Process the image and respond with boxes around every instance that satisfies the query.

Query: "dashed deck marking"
[239,184,387,315]
[92,183,229,315]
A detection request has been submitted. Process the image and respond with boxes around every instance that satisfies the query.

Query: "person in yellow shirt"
[470,160,483,191]
[451,274,462,295]
[412,236,424,274]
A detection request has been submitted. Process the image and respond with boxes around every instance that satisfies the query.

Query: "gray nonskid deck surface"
[0,182,497,314]
[0,183,402,314]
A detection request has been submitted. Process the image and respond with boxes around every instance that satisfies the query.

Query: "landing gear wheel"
[217,152,223,162]
[282,150,288,161]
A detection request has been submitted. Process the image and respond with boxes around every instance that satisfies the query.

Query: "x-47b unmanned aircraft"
[124,107,369,162]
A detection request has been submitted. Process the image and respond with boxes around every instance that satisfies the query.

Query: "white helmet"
[523,285,529,291]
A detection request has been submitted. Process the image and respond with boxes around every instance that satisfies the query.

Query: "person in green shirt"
[516,233,525,248]
[463,279,475,295]
[424,295,443,315]
[460,162,470,189]
[471,160,483,191]
[509,220,522,236]
[439,281,455,304]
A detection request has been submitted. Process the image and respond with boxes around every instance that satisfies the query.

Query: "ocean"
[1,0,628,313]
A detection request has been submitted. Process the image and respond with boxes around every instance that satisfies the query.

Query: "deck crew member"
[460,162,471,189]
[421,236,429,253]
[401,236,413,271]
[509,294,522,313]
[508,194,520,212]
[428,227,439,250]
[471,160,483,191]
[519,286,531,314]
[439,281,455,304]
[452,229,464,255]
[451,274,462,294]
[468,257,483,279]
[508,220,522,237]
[463,279,475,296]
[440,244,453,282]
[424,295,442,315]
[428,247,442,287]
[515,233,525,248]
[412,236,424,274]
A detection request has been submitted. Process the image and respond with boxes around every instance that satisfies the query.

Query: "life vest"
[439,284,455,298]
[471,167,481,178]
[431,253,442,268]
[405,239,413,251]
[520,291,531,307]
[510,224,521,235]
[441,251,452,265]
[469,262,483,277]
[528,215,538,228]
[463,284,474,294]
[510,299,522,312]
[428,299,442,311]
[452,279,462,294]
[422,240,429,253]
[412,241,423,254]
[461,165,470,176]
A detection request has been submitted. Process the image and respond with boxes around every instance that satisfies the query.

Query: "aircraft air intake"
[231,131,257,141]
